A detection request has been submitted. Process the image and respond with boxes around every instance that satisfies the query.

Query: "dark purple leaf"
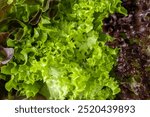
[103,0,150,99]
[29,10,42,26]
[0,32,9,45]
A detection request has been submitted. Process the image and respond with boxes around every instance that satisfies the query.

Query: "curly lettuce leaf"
[0,0,127,99]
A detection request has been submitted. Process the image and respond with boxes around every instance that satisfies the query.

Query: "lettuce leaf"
[0,0,126,99]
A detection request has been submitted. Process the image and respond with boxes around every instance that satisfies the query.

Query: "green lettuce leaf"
[0,0,127,99]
